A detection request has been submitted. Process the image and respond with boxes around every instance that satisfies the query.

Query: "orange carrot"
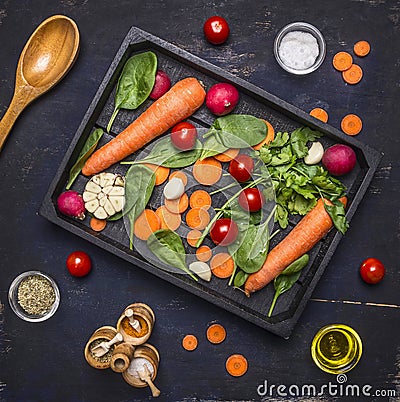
[253,119,275,150]
[210,252,235,278]
[189,190,212,210]
[192,158,222,186]
[206,323,226,344]
[169,170,188,186]
[341,114,362,136]
[226,354,248,377]
[82,77,206,176]
[244,197,347,295]
[89,217,107,232]
[196,245,212,262]
[156,205,181,231]
[186,207,210,230]
[187,229,202,247]
[143,163,170,185]
[134,209,161,241]
[165,192,189,214]
[342,64,363,84]
[309,107,329,123]
[182,334,198,351]
[332,51,353,71]
[214,148,240,162]
[354,40,370,57]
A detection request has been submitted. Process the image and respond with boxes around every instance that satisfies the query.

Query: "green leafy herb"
[267,254,309,317]
[107,51,157,133]
[233,270,249,287]
[66,128,104,189]
[200,114,266,159]
[123,136,202,168]
[147,229,197,280]
[124,164,156,249]
[258,126,348,232]
[323,199,349,235]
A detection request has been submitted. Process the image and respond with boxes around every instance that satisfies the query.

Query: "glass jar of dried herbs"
[8,271,60,322]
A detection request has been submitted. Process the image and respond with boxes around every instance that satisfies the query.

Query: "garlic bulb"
[83,172,125,219]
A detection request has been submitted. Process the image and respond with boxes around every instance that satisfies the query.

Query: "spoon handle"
[0,91,31,152]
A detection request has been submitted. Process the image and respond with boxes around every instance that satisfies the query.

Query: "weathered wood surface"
[0,1,399,401]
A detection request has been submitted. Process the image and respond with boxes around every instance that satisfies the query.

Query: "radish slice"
[163,177,185,200]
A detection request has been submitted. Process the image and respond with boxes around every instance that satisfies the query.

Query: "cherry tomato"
[238,188,265,212]
[203,16,230,45]
[210,218,238,246]
[359,257,385,284]
[171,122,198,151]
[229,154,254,183]
[66,251,92,277]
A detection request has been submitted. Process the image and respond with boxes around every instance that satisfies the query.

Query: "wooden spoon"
[0,15,80,151]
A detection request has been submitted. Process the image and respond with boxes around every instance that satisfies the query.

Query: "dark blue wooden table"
[0,1,399,401]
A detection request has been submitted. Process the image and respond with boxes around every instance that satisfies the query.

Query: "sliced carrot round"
[342,64,363,84]
[214,148,240,162]
[253,120,275,150]
[90,217,107,232]
[165,192,189,214]
[354,40,370,57]
[156,205,181,231]
[206,323,226,344]
[182,334,198,351]
[309,107,329,123]
[186,207,210,230]
[226,354,248,377]
[196,245,212,262]
[332,51,353,71]
[169,170,188,186]
[143,163,170,185]
[341,113,363,135]
[134,209,161,241]
[210,252,235,279]
[187,229,202,247]
[192,158,222,186]
[189,190,212,210]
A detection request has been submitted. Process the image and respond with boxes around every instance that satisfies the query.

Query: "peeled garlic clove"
[109,195,124,211]
[85,181,102,194]
[104,198,116,217]
[82,191,97,202]
[94,206,108,220]
[163,178,185,200]
[189,261,212,282]
[304,141,324,165]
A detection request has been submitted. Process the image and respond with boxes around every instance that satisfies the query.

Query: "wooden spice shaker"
[117,303,155,345]
[110,342,135,373]
[122,343,160,396]
[84,326,119,369]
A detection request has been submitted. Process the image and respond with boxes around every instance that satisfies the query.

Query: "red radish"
[57,190,85,220]
[206,83,239,116]
[322,144,357,176]
[149,70,171,100]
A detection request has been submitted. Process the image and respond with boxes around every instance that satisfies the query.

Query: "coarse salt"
[278,31,319,70]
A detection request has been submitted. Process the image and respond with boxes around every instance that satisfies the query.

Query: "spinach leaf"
[132,137,202,168]
[267,254,309,317]
[233,270,249,287]
[107,51,157,132]
[323,199,349,235]
[66,128,104,189]
[147,229,197,280]
[124,164,156,248]
[200,114,266,159]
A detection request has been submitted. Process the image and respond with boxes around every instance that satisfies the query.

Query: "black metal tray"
[39,27,381,338]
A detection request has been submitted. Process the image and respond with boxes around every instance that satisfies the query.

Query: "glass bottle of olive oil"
[311,324,362,374]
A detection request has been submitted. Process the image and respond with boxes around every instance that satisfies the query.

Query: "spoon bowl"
[0,15,80,151]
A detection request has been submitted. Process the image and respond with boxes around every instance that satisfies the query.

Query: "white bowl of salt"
[274,22,326,75]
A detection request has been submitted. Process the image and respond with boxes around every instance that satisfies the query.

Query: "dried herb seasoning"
[17,274,56,316]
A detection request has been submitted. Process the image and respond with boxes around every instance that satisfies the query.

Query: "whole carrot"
[82,77,206,176]
[244,197,347,296]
